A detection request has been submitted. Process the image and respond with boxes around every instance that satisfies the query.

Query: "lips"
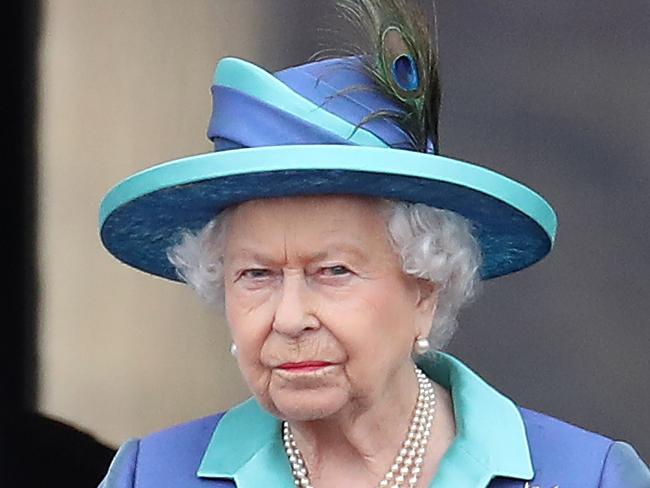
[277,361,333,371]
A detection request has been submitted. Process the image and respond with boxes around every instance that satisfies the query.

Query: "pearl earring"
[413,337,430,354]
[230,342,238,357]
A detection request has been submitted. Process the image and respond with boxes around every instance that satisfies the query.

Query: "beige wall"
[37,0,265,447]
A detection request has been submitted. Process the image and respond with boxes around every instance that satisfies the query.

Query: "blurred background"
[7,0,649,485]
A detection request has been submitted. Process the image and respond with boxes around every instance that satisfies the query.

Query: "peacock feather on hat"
[314,0,441,154]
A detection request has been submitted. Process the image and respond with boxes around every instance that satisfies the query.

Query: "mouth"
[277,361,334,372]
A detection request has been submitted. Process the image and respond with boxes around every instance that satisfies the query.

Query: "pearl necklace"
[282,366,435,488]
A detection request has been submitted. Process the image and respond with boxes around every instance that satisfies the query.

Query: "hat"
[99,2,557,281]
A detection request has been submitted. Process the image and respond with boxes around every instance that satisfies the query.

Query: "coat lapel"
[419,354,534,486]
[197,398,295,486]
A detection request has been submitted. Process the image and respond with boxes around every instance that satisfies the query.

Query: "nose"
[272,271,319,337]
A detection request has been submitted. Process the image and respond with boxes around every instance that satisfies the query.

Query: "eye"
[321,265,351,276]
[241,268,272,280]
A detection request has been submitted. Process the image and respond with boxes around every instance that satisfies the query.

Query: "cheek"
[225,289,275,391]
[225,279,274,339]
[326,280,417,369]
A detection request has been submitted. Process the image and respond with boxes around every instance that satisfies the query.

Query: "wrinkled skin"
[223,195,438,422]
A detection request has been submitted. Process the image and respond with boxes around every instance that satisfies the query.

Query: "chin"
[270,387,349,422]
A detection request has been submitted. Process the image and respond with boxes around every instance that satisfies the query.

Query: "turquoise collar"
[197,353,534,487]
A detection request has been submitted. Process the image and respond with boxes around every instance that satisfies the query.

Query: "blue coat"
[100,353,650,487]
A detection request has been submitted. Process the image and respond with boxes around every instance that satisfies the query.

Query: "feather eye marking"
[382,26,422,95]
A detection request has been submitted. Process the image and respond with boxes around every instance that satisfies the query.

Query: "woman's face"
[223,195,437,421]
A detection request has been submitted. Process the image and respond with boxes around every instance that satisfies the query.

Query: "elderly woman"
[98,1,649,487]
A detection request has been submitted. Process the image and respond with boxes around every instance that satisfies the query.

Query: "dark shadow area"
[2,1,116,485]
[12,413,116,486]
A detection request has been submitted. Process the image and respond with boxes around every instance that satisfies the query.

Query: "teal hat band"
[209,58,390,150]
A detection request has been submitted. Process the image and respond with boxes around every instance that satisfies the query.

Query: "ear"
[414,279,438,338]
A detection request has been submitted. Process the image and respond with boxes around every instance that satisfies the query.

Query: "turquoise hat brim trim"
[99,144,557,280]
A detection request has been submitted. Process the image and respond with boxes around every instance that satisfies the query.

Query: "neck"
[287,360,421,485]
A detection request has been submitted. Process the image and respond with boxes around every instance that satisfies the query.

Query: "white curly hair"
[167,198,482,350]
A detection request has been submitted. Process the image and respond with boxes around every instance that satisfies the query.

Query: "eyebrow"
[228,243,369,265]
[303,244,368,263]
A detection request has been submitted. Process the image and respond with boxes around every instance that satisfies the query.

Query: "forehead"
[224,195,393,257]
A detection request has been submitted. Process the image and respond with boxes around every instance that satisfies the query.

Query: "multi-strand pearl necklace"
[282,366,435,488]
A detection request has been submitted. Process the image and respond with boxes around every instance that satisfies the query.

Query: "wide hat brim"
[99,144,557,281]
